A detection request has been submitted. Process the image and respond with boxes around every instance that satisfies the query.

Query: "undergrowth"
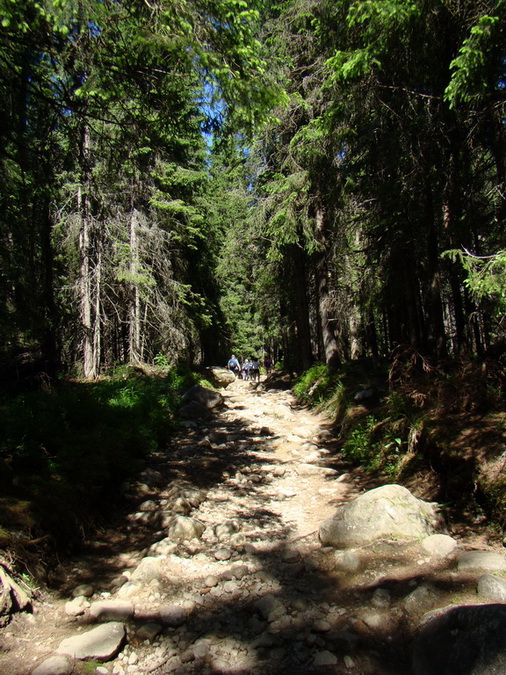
[0,363,197,549]
[292,353,506,526]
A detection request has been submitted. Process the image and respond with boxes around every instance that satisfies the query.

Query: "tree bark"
[128,208,142,365]
[314,201,340,368]
[78,128,99,379]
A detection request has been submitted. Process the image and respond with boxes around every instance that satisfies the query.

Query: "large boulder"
[181,383,224,409]
[412,604,506,674]
[205,367,235,387]
[178,400,211,420]
[319,484,439,548]
[56,622,126,661]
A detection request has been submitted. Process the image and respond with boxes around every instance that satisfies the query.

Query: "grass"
[0,363,197,548]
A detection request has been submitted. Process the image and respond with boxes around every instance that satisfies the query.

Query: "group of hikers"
[227,354,273,381]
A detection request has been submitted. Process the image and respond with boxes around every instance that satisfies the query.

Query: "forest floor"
[0,376,504,675]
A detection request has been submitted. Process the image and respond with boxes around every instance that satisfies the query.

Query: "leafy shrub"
[293,364,344,407]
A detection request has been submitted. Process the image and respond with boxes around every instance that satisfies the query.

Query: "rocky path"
[1,378,506,675]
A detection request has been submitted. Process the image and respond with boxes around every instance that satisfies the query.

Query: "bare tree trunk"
[78,128,100,379]
[78,184,95,378]
[315,202,340,368]
[128,208,141,365]
[93,252,101,375]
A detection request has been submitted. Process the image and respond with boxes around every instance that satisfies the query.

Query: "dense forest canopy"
[1,0,505,377]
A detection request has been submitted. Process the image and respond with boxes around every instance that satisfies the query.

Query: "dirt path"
[0,378,503,675]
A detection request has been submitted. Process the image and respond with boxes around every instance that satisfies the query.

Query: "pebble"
[312,619,331,633]
[159,605,186,627]
[313,650,338,666]
[204,575,220,587]
[136,623,162,641]
[72,584,94,598]
[214,548,232,561]
[344,655,355,669]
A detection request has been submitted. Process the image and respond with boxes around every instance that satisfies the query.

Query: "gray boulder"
[205,367,235,387]
[181,384,224,410]
[458,550,506,573]
[477,574,506,602]
[56,622,126,661]
[32,655,73,675]
[89,600,134,622]
[167,516,206,541]
[319,484,439,548]
[178,400,211,420]
[412,604,506,674]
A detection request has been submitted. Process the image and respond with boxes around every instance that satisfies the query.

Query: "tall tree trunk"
[39,192,59,370]
[78,184,95,378]
[78,128,99,379]
[129,208,141,365]
[283,246,312,371]
[314,201,340,368]
[424,184,447,358]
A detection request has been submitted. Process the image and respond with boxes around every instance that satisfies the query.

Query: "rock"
[319,484,439,548]
[296,463,335,476]
[181,384,224,410]
[231,564,249,579]
[179,419,198,429]
[117,581,140,598]
[89,600,134,622]
[313,650,338,666]
[139,500,157,512]
[158,604,186,627]
[477,574,506,602]
[56,622,126,661]
[421,534,458,558]
[138,469,164,486]
[412,604,506,675]
[205,367,235,387]
[214,520,240,540]
[31,655,73,675]
[64,596,89,616]
[353,388,378,404]
[167,516,206,541]
[172,497,192,514]
[404,583,439,614]
[255,595,286,622]
[457,550,506,572]
[371,588,391,608]
[214,548,232,561]
[204,575,220,588]
[312,619,331,632]
[72,584,94,598]
[178,400,211,420]
[333,550,361,573]
[180,649,195,663]
[192,638,211,659]
[136,623,162,641]
[344,655,355,669]
[131,557,164,583]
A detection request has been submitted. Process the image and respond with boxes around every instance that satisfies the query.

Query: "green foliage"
[0,366,196,543]
[444,14,503,108]
[342,415,380,467]
[443,249,506,309]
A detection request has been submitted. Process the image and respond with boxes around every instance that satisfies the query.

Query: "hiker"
[227,354,240,376]
[264,356,273,374]
[242,360,250,380]
[251,357,260,382]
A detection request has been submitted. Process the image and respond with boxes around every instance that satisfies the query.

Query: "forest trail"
[1,377,504,675]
